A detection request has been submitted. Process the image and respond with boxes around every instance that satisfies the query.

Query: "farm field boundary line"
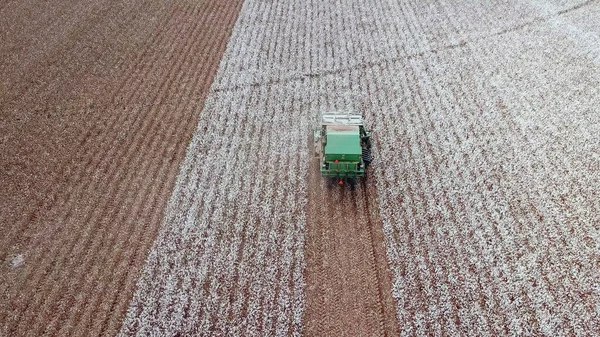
[304,155,400,336]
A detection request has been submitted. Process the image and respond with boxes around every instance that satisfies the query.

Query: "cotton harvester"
[313,112,373,185]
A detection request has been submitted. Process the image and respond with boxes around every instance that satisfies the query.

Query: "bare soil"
[304,161,401,337]
[0,0,243,335]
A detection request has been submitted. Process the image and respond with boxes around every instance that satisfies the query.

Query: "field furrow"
[0,0,243,336]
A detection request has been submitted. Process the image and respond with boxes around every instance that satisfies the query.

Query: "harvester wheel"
[362,148,372,166]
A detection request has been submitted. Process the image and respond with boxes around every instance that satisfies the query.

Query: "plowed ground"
[0,0,243,335]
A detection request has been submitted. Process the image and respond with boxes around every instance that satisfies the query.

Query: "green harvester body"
[313,113,373,181]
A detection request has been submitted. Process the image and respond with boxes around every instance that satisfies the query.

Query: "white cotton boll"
[10,254,25,268]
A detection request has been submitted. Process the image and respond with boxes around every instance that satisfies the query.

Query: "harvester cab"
[313,112,373,185]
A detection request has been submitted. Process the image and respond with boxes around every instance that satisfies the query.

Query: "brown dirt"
[304,160,401,337]
[0,0,243,336]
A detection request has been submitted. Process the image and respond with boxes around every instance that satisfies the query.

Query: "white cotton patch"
[528,0,600,65]
[11,254,25,268]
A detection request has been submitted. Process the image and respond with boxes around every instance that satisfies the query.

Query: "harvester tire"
[362,148,372,167]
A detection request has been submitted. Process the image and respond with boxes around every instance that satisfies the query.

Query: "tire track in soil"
[304,157,400,337]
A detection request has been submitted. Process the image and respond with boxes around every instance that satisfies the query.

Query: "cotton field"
[2,0,599,336]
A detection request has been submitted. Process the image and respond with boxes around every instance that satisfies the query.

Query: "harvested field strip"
[304,170,400,336]
[1,0,243,336]
[0,0,175,253]
[8,2,210,320]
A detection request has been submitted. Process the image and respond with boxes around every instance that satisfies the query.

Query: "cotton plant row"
[118,76,310,336]
[209,0,579,95]
[364,5,600,336]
